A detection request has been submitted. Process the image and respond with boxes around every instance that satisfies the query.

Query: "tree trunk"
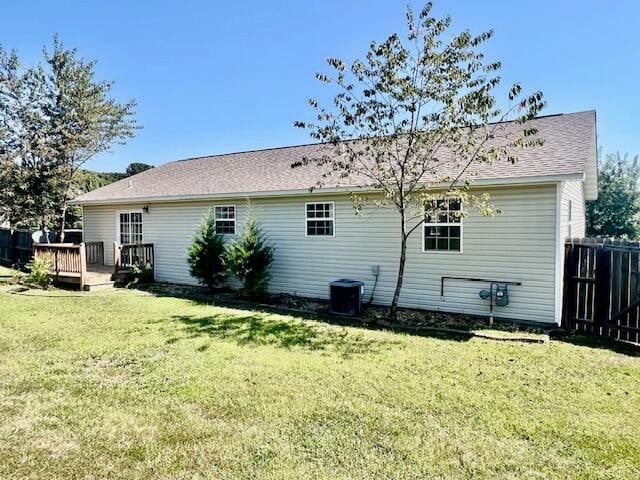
[58,205,67,243]
[41,216,49,244]
[390,219,408,320]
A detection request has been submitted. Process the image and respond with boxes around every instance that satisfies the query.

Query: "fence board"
[564,239,640,345]
[0,227,34,267]
[630,252,640,344]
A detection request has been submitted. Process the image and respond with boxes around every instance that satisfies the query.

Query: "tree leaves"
[0,35,138,230]
[292,1,546,313]
[587,151,640,239]
[187,209,227,290]
[225,202,274,297]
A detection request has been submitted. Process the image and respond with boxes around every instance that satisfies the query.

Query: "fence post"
[79,243,87,291]
[594,246,611,335]
[562,241,576,329]
[113,242,120,276]
[10,229,18,266]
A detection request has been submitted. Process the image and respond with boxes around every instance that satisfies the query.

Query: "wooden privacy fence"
[563,238,640,344]
[0,228,34,267]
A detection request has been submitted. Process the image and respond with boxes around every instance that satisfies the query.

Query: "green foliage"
[25,254,53,288]
[0,35,138,231]
[65,169,130,229]
[125,162,153,176]
[587,151,640,239]
[187,210,227,290]
[225,206,274,297]
[129,263,155,286]
[294,1,545,314]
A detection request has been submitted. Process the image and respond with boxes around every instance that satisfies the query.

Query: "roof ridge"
[174,141,323,163]
[172,110,593,164]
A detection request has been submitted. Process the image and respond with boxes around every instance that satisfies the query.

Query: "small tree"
[225,205,274,297]
[587,151,640,238]
[294,2,544,317]
[187,210,227,290]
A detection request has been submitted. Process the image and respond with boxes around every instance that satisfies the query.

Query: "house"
[71,110,597,325]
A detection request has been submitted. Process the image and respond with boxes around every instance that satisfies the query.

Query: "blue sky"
[3,1,639,172]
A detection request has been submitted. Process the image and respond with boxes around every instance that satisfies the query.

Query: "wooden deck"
[32,241,154,291]
[84,265,116,291]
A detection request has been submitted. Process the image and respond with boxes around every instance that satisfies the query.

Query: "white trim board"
[554,182,564,325]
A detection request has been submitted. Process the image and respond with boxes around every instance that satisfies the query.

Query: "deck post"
[113,241,120,276]
[79,242,87,291]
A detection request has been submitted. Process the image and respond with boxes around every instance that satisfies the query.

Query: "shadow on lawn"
[551,332,640,357]
[167,311,404,355]
[143,284,478,345]
[142,284,640,355]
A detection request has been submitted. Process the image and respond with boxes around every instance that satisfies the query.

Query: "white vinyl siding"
[560,180,586,240]
[83,205,119,266]
[82,183,559,323]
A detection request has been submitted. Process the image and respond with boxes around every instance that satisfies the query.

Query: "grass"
[0,288,639,479]
[0,264,19,277]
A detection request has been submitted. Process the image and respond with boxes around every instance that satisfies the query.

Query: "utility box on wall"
[329,279,364,316]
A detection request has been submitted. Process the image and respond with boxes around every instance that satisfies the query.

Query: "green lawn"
[0,264,18,277]
[1,288,639,479]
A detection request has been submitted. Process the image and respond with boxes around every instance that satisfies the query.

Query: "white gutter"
[70,173,584,206]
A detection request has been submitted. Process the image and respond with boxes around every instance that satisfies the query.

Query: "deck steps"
[83,267,116,291]
[83,281,116,292]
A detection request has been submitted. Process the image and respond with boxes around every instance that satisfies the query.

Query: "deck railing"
[113,242,155,277]
[32,241,154,288]
[85,241,105,266]
[33,243,87,288]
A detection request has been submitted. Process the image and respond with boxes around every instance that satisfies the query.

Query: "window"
[423,199,462,252]
[306,202,334,236]
[214,205,236,234]
[119,211,143,245]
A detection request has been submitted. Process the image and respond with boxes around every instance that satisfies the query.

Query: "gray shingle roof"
[74,110,596,204]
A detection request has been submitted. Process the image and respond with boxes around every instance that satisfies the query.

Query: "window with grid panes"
[119,212,143,245]
[306,202,334,236]
[423,199,462,252]
[214,205,236,234]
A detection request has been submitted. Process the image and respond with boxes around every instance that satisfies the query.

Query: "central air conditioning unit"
[329,279,364,316]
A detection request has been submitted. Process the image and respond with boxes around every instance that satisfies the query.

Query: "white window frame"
[422,199,463,254]
[214,204,236,235]
[115,209,144,245]
[305,201,336,237]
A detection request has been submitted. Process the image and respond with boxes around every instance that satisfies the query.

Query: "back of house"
[73,110,597,325]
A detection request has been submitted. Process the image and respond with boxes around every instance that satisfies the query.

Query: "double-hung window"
[306,202,334,236]
[214,205,236,234]
[423,199,462,252]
